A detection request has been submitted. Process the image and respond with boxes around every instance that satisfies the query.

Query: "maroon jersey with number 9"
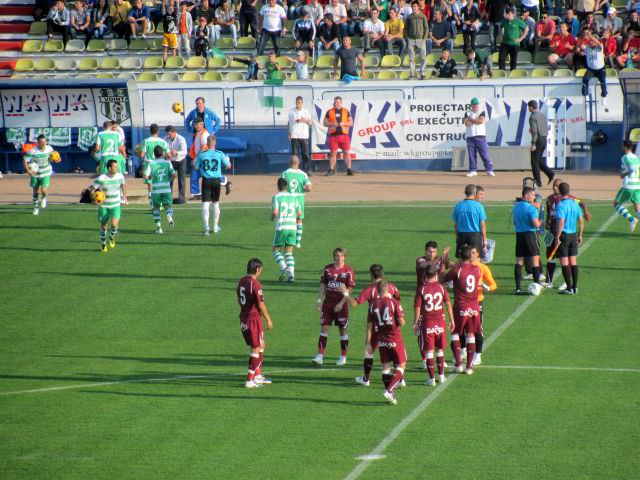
[443,262,481,307]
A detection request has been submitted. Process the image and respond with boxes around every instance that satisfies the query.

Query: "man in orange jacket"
[471,245,497,366]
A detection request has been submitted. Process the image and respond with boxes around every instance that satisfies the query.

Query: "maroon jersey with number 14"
[320,263,356,309]
[368,296,406,364]
[237,275,264,320]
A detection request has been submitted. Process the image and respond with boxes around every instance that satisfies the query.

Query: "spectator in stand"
[325,0,349,38]
[110,0,132,43]
[214,0,238,48]
[308,0,325,27]
[573,29,591,69]
[384,7,405,56]
[499,8,529,71]
[70,0,91,45]
[47,0,71,45]
[575,0,595,22]
[485,0,506,51]
[624,10,640,38]
[193,0,215,23]
[582,31,608,108]
[239,0,258,38]
[465,47,493,78]
[434,47,457,77]
[582,12,597,32]
[460,0,481,51]
[397,0,412,21]
[286,50,309,79]
[600,7,623,49]
[595,0,610,15]
[405,0,429,79]
[535,12,556,52]
[334,36,365,80]
[294,10,316,56]
[428,9,453,52]
[348,0,370,36]
[176,1,192,57]
[362,9,386,53]
[258,0,287,55]
[548,22,576,68]
[193,15,214,47]
[193,24,210,56]
[521,0,540,21]
[617,31,640,68]
[520,10,536,53]
[162,1,178,64]
[564,8,581,38]
[128,0,150,38]
[601,28,618,68]
[373,0,391,22]
[317,13,340,56]
[91,0,110,39]
[264,51,281,79]
[146,0,163,29]
[629,0,640,15]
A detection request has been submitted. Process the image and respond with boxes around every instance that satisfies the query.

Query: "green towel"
[5,127,27,147]
[29,127,71,146]
[77,127,98,151]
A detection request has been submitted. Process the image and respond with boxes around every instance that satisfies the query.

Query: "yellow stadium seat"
[181,72,202,81]
[78,58,99,71]
[44,39,64,52]
[138,72,159,81]
[553,68,573,77]
[509,69,528,78]
[531,68,550,77]
[35,58,55,71]
[100,57,120,70]
[377,70,397,80]
[364,54,379,67]
[160,72,180,81]
[224,72,245,81]
[22,39,43,53]
[204,71,223,81]
[187,56,206,69]
[629,128,640,142]
[312,71,332,80]
[380,54,401,68]
[86,39,106,52]
[14,58,35,71]
[209,56,229,68]
[165,56,185,69]
[315,55,334,69]
[143,56,164,69]
[575,68,587,77]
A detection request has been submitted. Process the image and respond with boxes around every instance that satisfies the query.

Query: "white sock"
[213,202,220,227]
[202,202,210,229]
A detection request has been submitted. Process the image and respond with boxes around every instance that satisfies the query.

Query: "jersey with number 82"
[414,281,450,325]
[442,262,481,307]
[237,275,264,319]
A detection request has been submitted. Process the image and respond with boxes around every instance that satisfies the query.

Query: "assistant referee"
[512,186,543,294]
[452,184,488,257]
[194,135,231,235]
[555,182,584,295]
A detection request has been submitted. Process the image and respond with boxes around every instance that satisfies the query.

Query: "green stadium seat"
[121,57,143,70]
[237,36,256,49]
[28,22,47,35]
[426,53,438,66]
[491,51,499,64]
[155,22,164,33]
[553,68,573,77]
[629,128,640,142]
[35,58,55,71]
[165,56,185,69]
[14,58,34,71]
[55,58,77,70]
[256,55,268,64]
[509,69,528,78]
[518,51,532,64]
[65,39,85,52]
[96,72,114,78]
[312,71,332,80]
[129,38,148,51]
[575,68,586,77]
[209,56,229,68]
[78,57,99,71]
[454,33,464,47]
[148,38,163,50]
[276,56,293,68]
[117,72,135,79]
[187,56,206,69]
[280,37,295,49]
[224,71,245,81]
[106,38,128,51]
[203,71,223,81]
[160,72,180,81]
[534,51,549,64]
[402,55,410,67]
[44,39,64,52]
[362,71,375,79]
[22,39,43,52]
[452,52,466,64]
[229,59,246,69]
[138,72,158,81]
[380,54,401,68]
[100,57,120,70]
[399,70,411,80]
[492,69,507,78]
[216,37,235,49]
[350,36,362,48]
[315,55,334,69]
[377,70,397,80]
[465,70,477,79]
[606,68,618,77]
[364,54,380,67]
[143,56,164,69]
[86,39,106,52]
[531,68,550,77]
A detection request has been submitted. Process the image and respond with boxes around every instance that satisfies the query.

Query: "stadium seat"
[364,54,380,67]
[534,51,548,64]
[28,22,47,35]
[229,59,246,69]
[203,71,222,81]
[630,128,640,142]
[377,70,397,80]
[452,52,466,64]
[256,55,268,64]
[454,33,464,48]
[518,51,532,64]
[187,56,206,69]
[476,34,490,47]
[129,39,148,51]
[160,72,180,81]
[22,39,43,52]
[78,57,99,71]
[426,53,438,66]
[286,19,295,30]
[492,69,507,78]
[44,39,64,52]
[465,70,477,79]
[86,39,106,52]
[209,56,228,68]
[11,73,30,79]
[401,55,410,67]
[14,58,34,71]
[155,22,164,33]
[531,68,550,77]
[509,69,528,78]
[35,58,54,71]
[143,56,164,69]
[106,38,128,51]
[257,71,266,80]
[138,72,158,81]
[121,57,143,70]
[280,37,295,49]
[224,71,245,81]
[312,71,332,80]
[148,38,163,50]
[553,68,573,77]
[351,36,362,48]
[491,51,499,64]
[64,39,85,52]
[100,57,120,70]
[575,68,586,77]
[117,72,135,79]
[216,37,235,49]
[606,68,618,78]
[165,56,185,69]
[315,55,334,69]
[276,56,293,68]
[362,71,375,79]
[380,54,401,68]
[399,70,411,80]
[55,58,77,70]
[237,36,256,49]
[96,72,114,79]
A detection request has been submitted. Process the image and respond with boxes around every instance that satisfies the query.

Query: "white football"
[28,162,39,174]
[528,282,543,296]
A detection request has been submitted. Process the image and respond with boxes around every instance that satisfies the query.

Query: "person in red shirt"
[237,258,274,388]
[367,281,406,405]
[313,247,356,366]
[337,264,400,387]
[415,240,451,287]
[548,22,576,68]
[535,13,556,50]
[601,28,618,68]
[617,32,640,68]
[414,264,455,386]
[441,244,482,375]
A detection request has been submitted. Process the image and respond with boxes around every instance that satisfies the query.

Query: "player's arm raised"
[258,300,273,331]
[441,246,451,271]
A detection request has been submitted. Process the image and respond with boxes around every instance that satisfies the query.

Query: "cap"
[471,98,480,105]
[608,6,616,13]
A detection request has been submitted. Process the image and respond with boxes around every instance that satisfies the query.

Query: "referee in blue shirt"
[555,182,584,295]
[195,135,231,236]
[512,186,543,294]
[452,184,488,257]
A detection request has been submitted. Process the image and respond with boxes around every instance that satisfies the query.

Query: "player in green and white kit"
[614,141,640,233]
[23,134,54,216]
[144,145,176,234]
[92,159,127,253]
[95,121,126,175]
[272,177,301,282]
[141,124,169,201]
[281,155,312,247]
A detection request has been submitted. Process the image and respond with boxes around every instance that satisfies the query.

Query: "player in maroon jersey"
[237,258,274,388]
[415,240,451,287]
[414,264,455,386]
[336,264,400,387]
[313,247,356,366]
[441,244,482,375]
[368,281,407,405]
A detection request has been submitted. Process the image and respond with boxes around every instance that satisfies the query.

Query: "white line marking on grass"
[355,455,386,461]
[344,212,617,480]
[482,365,640,374]
[0,367,341,396]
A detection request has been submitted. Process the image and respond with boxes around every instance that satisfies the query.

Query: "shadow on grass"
[0,224,95,233]
[0,246,92,253]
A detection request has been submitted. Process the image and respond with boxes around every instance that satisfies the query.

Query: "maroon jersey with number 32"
[443,262,481,307]
[414,281,450,326]
[237,275,264,319]
[321,263,356,309]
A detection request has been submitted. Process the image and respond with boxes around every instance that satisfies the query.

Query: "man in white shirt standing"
[582,31,608,109]
[464,97,495,177]
[288,96,312,174]
[165,125,188,204]
[258,0,287,55]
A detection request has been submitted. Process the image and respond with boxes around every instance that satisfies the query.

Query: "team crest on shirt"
[459,307,479,317]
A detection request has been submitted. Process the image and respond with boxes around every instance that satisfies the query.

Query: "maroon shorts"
[328,134,351,152]
[241,315,264,348]
[378,338,407,365]
[321,303,349,328]
[454,304,481,336]
[420,322,447,351]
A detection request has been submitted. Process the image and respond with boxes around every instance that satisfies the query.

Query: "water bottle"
[628,49,635,69]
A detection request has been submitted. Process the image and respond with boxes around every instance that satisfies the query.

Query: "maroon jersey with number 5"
[237,275,264,320]
[442,262,481,308]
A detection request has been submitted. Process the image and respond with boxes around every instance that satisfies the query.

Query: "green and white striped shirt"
[621,153,640,190]
[144,159,175,195]
[281,168,311,197]
[272,192,300,231]
[25,145,53,178]
[93,173,125,209]
[96,130,124,158]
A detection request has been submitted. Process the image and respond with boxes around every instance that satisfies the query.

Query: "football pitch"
[0,202,638,480]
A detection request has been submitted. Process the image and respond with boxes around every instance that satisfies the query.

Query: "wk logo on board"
[2,92,46,117]
[98,88,130,124]
[49,92,91,117]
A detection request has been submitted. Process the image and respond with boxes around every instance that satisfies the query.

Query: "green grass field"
[1,202,638,480]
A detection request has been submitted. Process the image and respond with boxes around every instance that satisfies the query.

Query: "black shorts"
[201,177,221,202]
[515,231,540,258]
[558,232,578,258]
[456,232,483,257]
